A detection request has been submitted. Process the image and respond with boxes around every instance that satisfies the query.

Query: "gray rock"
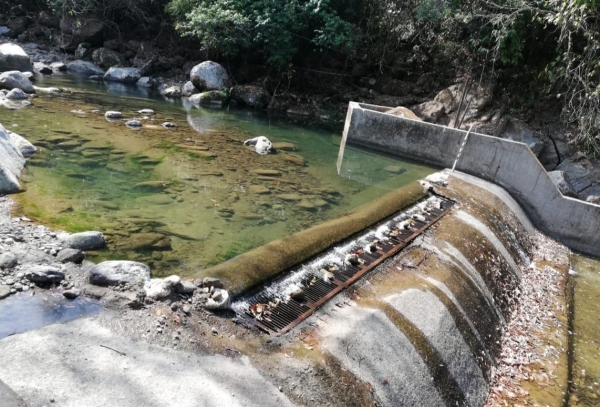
[175,280,197,294]
[104,67,141,84]
[181,81,198,96]
[92,47,124,70]
[0,284,10,299]
[66,60,104,76]
[136,76,152,87]
[63,288,81,299]
[104,111,122,119]
[548,171,578,198]
[50,62,67,72]
[5,278,15,285]
[0,43,32,72]
[25,265,65,284]
[6,88,27,100]
[8,130,36,157]
[0,252,17,269]
[88,260,150,286]
[137,109,154,115]
[189,90,228,107]
[0,71,35,93]
[144,279,171,299]
[159,85,181,98]
[0,122,26,194]
[203,288,230,310]
[125,120,142,128]
[0,27,11,37]
[202,277,223,289]
[182,304,192,314]
[56,248,85,264]
[63,231,106,250]
[162,122,176,129]
[34,62,52,74]
[74,43,93,60]
[500,119,546,157]
[190,61,230,91]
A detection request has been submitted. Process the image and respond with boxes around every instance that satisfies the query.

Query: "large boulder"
[63,231,106,250]
[92,47,124,70]
[6,88,28,100]
[66,60,104,76]
[25,265,65,284]
[499,119,546,157]
[0,71,34,93]
[0,123,26,194]
[230,85,269,108]
[190,61,230,91]
[0,43,32,72]
[8,130,36,157]
[88,260,151,286]
[104,67,141,83]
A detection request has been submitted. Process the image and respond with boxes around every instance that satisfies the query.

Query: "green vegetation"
[36,0,600,153]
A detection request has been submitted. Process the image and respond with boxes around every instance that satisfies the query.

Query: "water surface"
[0,74,436,277]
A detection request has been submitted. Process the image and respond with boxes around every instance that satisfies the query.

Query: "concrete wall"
[342,102,600,257]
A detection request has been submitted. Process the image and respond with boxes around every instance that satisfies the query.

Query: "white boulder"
[244,136,272,155]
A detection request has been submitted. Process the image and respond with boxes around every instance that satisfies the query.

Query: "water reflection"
[0,292,102,339]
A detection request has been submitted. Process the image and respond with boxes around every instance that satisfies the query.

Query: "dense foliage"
[166,0,356,67]
[38,0,600,153]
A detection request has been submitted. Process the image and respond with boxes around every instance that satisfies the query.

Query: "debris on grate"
[232,195,455,334]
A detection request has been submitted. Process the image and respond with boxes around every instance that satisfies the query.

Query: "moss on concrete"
[201,181,427,295]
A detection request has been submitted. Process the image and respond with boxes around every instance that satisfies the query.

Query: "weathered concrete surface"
[321,305,447,407]
[0,379,27,407]
[343,102,600,257]
[0,318,295,407]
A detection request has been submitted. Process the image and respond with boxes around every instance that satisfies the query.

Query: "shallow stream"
[0,75,436,278]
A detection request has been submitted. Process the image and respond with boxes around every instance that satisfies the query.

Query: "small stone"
[182,304,192,315]
[171,302,179,311]
[202,277,223,289]
[105,111,122,119]
[63,288,81,299]
[56,248,85,264]
[162,122,177,129]
[0,285,10,299]
[0,252,17,269]
[138,109,154,115]
[125,120,142,128]
[211,327,218,335]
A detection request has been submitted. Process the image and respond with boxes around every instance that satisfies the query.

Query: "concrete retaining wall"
[342,102,600,257]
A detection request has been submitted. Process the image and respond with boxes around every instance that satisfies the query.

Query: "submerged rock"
[88,260,150,286]
[162,122,176,129]
[138,109,154,115]
[189,90,228,107]
[244,136,272,155]
[63,231,106,250]
[125,120,142,128]
[104,111,122,119]
[25,265,65,284]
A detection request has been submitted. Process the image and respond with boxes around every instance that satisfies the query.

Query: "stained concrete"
[0,318,295,407]
[342,102,600,257]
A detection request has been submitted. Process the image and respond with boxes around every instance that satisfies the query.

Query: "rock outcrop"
[230,85,269,108]
[66,60,104,76]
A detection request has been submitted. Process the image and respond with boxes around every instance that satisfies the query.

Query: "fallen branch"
[100,344,127,356]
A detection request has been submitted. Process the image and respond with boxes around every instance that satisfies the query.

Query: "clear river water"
[0,75,436,278]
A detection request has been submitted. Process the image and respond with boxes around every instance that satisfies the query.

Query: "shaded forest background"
[3,0,600,154]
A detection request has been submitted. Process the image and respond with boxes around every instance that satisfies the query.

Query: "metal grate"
[237,195,455,334]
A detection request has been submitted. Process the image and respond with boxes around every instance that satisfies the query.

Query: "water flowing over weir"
[230,174,538,407]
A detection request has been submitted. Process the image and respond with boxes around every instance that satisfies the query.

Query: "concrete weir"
[340,102,600,257]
